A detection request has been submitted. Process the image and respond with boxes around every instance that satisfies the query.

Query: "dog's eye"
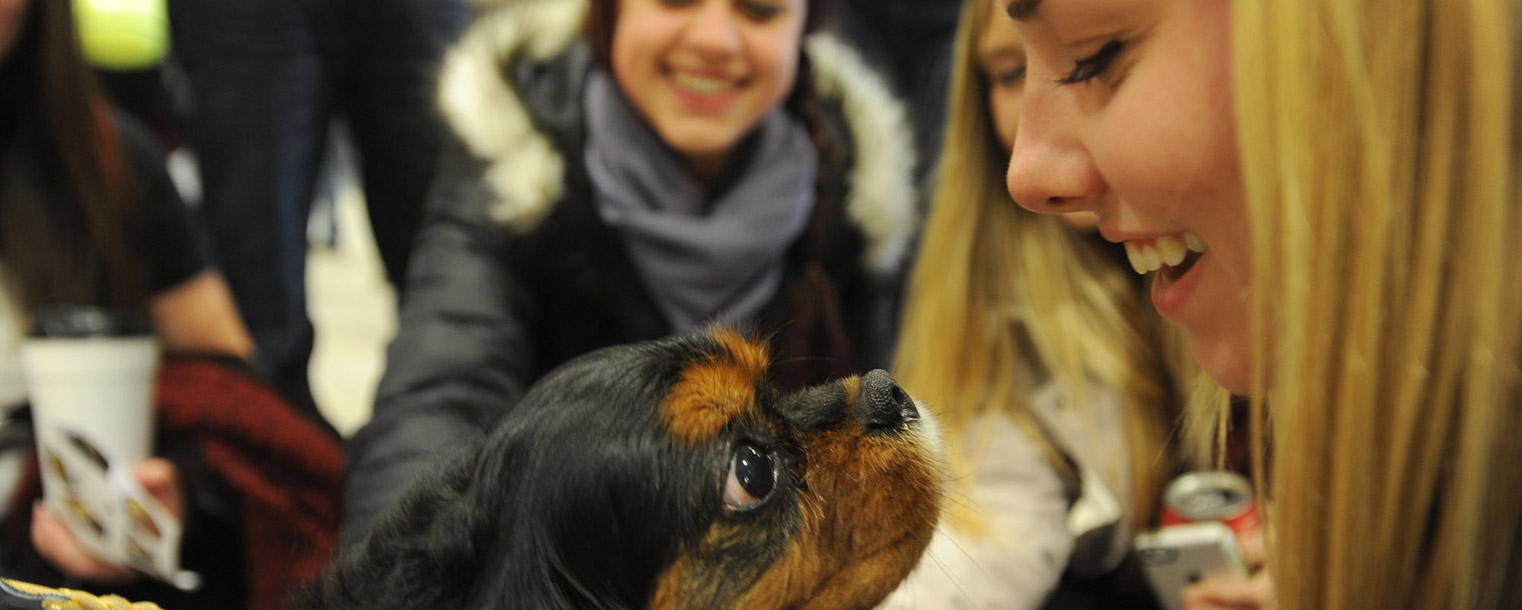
[723,444,775,512]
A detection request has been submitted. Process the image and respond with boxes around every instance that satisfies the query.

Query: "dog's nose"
[860,369,918,431]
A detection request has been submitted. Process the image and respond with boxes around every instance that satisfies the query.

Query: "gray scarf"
[583,69,817,332]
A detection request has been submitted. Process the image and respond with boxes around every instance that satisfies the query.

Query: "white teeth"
[1155,235,1187,266]
[1141,244,1162,270]
[1184,231,1206,253]
[1124,242,1148,274]
[672,72,731,94]
[1123,233,1208,275]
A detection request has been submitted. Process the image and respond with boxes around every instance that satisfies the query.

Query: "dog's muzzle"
[859,369,919,431]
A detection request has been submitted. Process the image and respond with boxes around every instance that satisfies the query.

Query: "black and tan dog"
[299,326,943,609]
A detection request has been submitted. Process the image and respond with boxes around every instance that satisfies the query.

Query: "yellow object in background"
[1,578,167,610]
[72,0,168,71]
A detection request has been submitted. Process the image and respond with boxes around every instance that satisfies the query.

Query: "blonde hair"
[1232,0,1522,607]
[893,0,1184,533]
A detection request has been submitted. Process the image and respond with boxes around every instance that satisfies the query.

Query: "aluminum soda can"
[1159,470,1259,539]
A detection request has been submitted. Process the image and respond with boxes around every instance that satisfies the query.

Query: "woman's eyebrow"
[981,47,1026,64]
[1007,0,1043,21]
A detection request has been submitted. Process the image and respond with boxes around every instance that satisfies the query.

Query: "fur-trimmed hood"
[435,0,918,277]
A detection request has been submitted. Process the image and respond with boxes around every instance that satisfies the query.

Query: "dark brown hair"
[581,0,843,273]
[582,0,837,185]
[0,0,146,314]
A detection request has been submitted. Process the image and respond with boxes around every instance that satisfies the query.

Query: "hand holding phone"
[1179,526,1274,610]
[1134,521,1250,610]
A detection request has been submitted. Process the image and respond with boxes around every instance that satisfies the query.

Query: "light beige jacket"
[881,379,1135,610]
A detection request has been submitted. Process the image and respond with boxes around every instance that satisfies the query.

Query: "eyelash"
[659,0,779,20]
[739,1,781,20]
[996,66,1027,86]
[1057,39,1125,85]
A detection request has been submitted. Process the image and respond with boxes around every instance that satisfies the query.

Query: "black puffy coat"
[340,0,920,544]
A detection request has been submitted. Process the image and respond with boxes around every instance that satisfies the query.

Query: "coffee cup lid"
[28,305,152,338]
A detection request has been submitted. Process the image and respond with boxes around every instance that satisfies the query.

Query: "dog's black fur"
[298,327,941,609]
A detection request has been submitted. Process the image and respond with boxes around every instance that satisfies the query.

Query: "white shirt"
[880,378,1133,609]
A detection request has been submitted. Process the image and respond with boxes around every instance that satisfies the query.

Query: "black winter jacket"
[340,0,920,545]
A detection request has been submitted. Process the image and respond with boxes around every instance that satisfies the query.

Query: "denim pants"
[169,0,470,414]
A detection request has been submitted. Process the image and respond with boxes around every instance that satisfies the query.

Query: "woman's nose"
[1004,84,1104,215]
[684,1,742,56]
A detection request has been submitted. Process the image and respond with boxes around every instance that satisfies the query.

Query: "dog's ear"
[467,341,724,607]
[301,414,652,609]
[294,448,491,609]
[300,340,702,609]
[299,328,810,610]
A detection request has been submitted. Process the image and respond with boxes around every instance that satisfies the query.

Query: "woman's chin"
[1190,333,1254,396]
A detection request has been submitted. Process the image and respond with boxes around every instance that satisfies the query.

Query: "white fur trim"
[437,0,587,231]
[805,34,919,277]
[436,3,919,276]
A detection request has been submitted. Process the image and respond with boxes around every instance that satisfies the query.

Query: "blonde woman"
[1005,0,1521,608]
[883,0,1191,607]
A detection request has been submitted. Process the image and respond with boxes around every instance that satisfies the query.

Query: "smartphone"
[1133,521,1250,610]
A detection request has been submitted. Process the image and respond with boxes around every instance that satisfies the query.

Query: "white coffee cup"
[20,307,160,518]
[16,307,199,586]
[22,334,160,469]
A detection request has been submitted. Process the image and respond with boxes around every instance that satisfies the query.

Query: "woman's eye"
[738,1,781,20]
[723,443,776,512]
[994,65,1028,86]
[1058,38,1124,85]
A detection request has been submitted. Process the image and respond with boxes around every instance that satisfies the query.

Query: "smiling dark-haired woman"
[340,0,921,547]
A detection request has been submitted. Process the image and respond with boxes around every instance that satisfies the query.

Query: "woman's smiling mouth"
[1123,232,1206,276]
[671,70,737,94]
[1124,232,1208,318]
[666,68,745,112]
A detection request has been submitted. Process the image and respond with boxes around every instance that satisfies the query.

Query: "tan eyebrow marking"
[661,327,771,444]
[839,376,861,409]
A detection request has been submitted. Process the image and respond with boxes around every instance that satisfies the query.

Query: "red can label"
[1159,470,1259,539]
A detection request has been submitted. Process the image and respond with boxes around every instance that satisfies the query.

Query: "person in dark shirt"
[0,2,339,608]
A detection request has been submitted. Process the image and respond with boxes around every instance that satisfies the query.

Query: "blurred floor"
[306,182,394,437]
